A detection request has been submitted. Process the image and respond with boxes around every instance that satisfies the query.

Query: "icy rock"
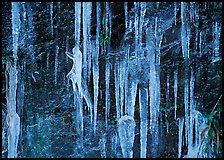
[118,115,136,158]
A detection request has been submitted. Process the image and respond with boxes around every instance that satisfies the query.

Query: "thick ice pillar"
[118,115,136,158]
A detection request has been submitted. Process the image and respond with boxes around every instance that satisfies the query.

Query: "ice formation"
[118,115,136,158]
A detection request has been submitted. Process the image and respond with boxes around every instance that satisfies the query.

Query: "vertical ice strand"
[105,60,111,131]
[6,2,21,158]
[83,2,92,83]
[54,45,59,85]
[134,2,139,58]
[181,2,190,152]
[139,87,148,158]
[92,2,100,134]
[178,117,184,158]
[118,115,136,158]
[189,68,195,152]
[214,22,221,59]
[50,2,53,36]
[174,67,178,119]
[147,24,158,157]
[114,62,120,119]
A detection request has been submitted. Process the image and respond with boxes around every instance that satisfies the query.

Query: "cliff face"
[2,2,222,158]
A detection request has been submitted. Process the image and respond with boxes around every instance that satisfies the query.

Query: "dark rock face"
[2,2,222,158]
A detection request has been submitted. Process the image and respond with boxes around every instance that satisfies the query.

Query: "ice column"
[65,34,69,63]
[6,3,21,158]
[118,115,136,158]
[99,135,106,158]
[6,64,20,158]
[181,2,190,61]
[54,45,59,85]
[50,2,53,36]
[75,2,81,46]
[131,81,138,117]
[138,2,146,69]
[166,74,170,107]
[66,47,84,152]
[119,60,125,116]
[174,67,178,119]
[139,87,148,158]
[124,2,128,30]
[195,3,199,51]
[126,79,138,118]
[83,2,92,82]
[93,2,100,134]
[189,68,195,151]
[105,60,111,130]
[85,3,92,84]
[181,2,190,149]
[174,2,177,25]
[199,31,203,57]
[134,2,139,57]
[214,22,221,57]
[147,25,159,157]
[114,63,120,119]
[178,117,184,158]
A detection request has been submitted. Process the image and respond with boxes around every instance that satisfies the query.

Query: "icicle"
[105,60,111,130]
[99,134,106,158]
[92,2,101,134]
[124,45,130,115]
[147,25,159,157]
[155,19,162,139]
[104,2,109,51]
[174,2,177,25]
[174,67,178,119]
[46,52,50,70]
[114,63,120,119]
[166,74,170,107]
[7,3,21,158]
[50,2,53,36]
[181,2,190,61]
[54,45,59,85]
[12,3,20,64]
[178,117,184,158]
[66,47,84,154]
[184,76,189,150]
[214,22,221,57]
[84,2,92,84]
[195,3,199,51]
[109,3,112,40]
[118,115,136,158]
[75,2,81,46]
[66,34,69,63]
[134,2,139,57]
[124,2,128,30]
[6,64,20,158]
[139,2,146,67]
[189,68,195,151]
[199,31,203,57]
[139,87,148,158]
[119,61,125,117]
[131,81,138,117]
[82,2,91,82]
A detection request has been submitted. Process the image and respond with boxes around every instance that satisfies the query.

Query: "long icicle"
[93,2,100,134]
[174,66,178,119]
[7,2,21,158]
[139,87,148,158]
